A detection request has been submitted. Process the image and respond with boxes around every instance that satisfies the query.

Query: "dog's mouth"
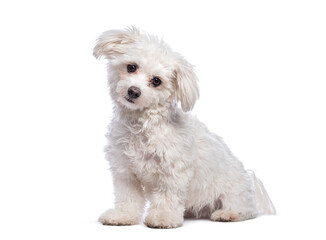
[124,97,134,104]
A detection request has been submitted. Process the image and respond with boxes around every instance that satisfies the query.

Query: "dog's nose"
[128,86,141,99]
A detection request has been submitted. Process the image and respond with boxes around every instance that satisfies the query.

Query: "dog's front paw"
[98,209,140,226]
[144,209,183,229]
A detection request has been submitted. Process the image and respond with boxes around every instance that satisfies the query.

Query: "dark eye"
[127,64,137,73]
[151,77,161,87]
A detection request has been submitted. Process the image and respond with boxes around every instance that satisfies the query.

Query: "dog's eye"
[151,77,161,87]
[127,64,137,73]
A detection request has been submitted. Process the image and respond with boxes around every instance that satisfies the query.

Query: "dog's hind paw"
[210,210,242,222]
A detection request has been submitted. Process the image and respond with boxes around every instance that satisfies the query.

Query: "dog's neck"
[114,103,179,133]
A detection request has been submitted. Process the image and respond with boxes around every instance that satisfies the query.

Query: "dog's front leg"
[144,180,187,229]
[99,173,145,226]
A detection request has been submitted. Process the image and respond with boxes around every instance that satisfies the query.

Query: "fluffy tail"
[249,171,276,216]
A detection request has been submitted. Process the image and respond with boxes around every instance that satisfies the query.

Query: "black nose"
[128,86,141,99]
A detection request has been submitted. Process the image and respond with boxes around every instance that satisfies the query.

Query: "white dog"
[94,27,275,228]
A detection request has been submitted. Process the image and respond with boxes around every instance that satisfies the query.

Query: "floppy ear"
[174,57,200,112]
[93,27,140,59]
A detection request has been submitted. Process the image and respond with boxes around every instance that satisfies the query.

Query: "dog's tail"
[249,170,276,216]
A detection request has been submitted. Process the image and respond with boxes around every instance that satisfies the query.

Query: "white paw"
[144,209,183,229]
[98,209,140,226]
[210,210,242,222]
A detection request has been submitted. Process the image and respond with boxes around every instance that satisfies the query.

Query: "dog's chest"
[126,132,163,167]
[108,116,193,184]
[115,125,173,180]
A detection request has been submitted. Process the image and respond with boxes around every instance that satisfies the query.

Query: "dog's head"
[94,27,199,112]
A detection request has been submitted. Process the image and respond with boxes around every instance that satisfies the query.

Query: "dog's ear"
[93,27,140,59]
[174,56,200,112]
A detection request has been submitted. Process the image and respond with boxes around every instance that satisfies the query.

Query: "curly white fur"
[94,27,275,228]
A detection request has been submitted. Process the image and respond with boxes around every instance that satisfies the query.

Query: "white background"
[0,0,325,239]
